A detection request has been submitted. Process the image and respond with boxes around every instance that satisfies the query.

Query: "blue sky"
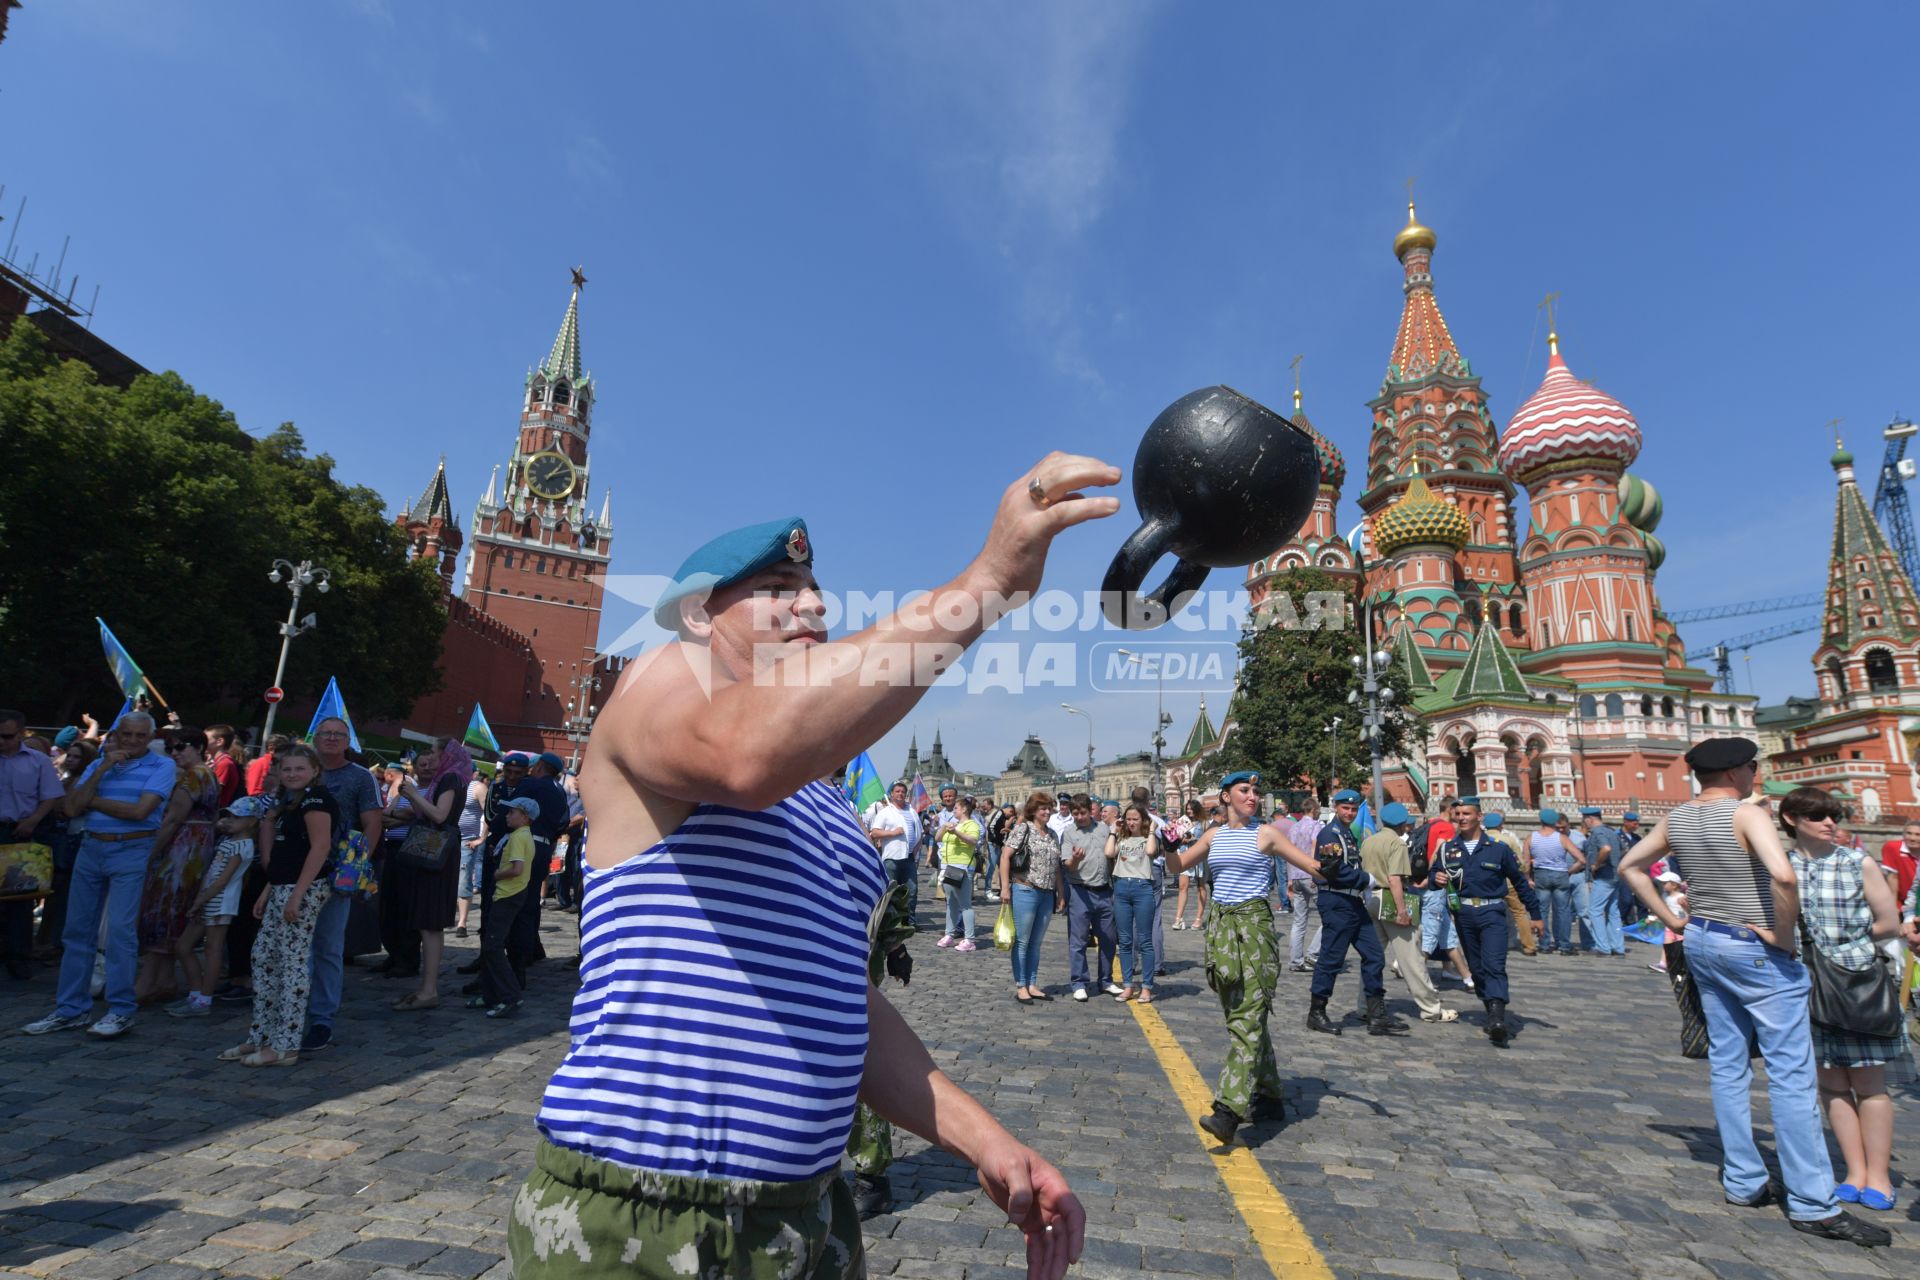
[7,2,1917,777]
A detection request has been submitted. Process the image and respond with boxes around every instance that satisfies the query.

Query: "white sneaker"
[21,1011,90,1036]
[1072,987,1089,1002]
[87,1013,135,1039]
[1103,983,1126,996]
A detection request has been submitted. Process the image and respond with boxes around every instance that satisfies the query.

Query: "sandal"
[392,993,440,1012]
[1031,988,1053,1001]
[241,1049,299,1068]
[1115,987,1135,1002]
[1015,990,1033,1004]
[218,1042,258,1062]
[1137,990,1153,1004]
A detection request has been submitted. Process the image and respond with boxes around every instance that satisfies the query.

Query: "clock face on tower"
[525,450,577,500]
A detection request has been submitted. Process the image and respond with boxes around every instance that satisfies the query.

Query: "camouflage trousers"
[845,1101,891,1177]
[510,1140,866,1279]
[1204,898,1282,1118]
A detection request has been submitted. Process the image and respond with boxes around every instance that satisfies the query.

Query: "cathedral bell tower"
[460,269,616,747]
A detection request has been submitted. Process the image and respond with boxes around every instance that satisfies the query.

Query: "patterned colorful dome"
[1498,337,1641,484]
[1642,532,1667,572]
[1618,472,1663,533]
[1294,408,1344,490]
[1373,473,1470,556]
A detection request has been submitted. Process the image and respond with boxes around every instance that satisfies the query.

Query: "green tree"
[1210,566,1426,801]
[0,321,445,725]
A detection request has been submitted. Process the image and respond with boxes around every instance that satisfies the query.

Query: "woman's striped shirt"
[536,780,887,1183]
[1208,823,1272,904]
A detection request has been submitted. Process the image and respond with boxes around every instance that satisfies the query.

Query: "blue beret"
[53,726,80,748]
[1332,789,1362,804]
[503,753,531,766]
[1622,811,1640,821]
[1579,806,1603,817]
[1381,802,1411,826]
[1538,808,1560,825]
[1484,812,1505,829]
[537,751,566,773]
[655,516,813,631]
[1455,795,1483,809]
[1219,770,1262,791]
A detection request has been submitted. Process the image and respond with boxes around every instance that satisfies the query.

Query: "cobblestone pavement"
[2,895,1916,1279]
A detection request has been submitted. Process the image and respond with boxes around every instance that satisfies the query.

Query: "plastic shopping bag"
[993,902,1015,952]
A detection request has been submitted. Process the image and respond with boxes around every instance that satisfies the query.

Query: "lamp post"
[1346,616,1396,815]
[260,558,330,742]
[1116,648,1174,812]
[1060,703,1094,786]
[1324,716,1342,800]
[565,674,602,770]
[1632,770,1645,812]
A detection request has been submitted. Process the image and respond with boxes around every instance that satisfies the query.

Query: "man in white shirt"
[868,781,923,917]
[1046,790,1075,841]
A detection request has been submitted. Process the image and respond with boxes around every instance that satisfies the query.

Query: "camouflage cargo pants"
[845,1101,891,1177]
[510,1140,866,1279]
[1205,898,1282,1118]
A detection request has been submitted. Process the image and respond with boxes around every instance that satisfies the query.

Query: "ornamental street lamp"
[1324,716,1342,801]
[566,674,603,770]
[261,558,330,743]
[1116,648,1174,813]
[1347,626,1396,816]
[1060,703,1095,785]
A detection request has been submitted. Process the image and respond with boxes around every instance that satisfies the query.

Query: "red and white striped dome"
[1498,340,1641,484]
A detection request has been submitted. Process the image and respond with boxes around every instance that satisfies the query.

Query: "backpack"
[330,828,378,898]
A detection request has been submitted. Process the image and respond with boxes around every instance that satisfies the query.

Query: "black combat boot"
[1366,995,1407,1037]
[1197,1102,1241,1144]
[1249,1093,1286,1123]
[1307,996,1341,1035]
[851,1172,891,1219]
[1486,999,1509,1047]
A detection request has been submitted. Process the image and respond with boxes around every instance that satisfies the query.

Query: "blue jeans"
[458,841,484,900]
[1290,880,1324,966]
[54,834,150,1019]
[884,856,917,919]
[1419,888,1455,952]
[942,871,975,940]
[1151,862,1166,975]
[305,889,353,1031]
[1533,867,1575,952]
[1009,883,1054,987]
[1684,923,1837,1220]
[1113,877,1156,989]
[1567,871,1597,951]
[1585,874,1624,953]
[1066,882,1116,990]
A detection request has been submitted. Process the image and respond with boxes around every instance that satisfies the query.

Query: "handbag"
[1665,941,1712,1060]
[993,902,1016,951]
[941,863,969,887]
[329,829,378,898]
[1800,918,1904,1040]
[395,823,455,873]
[0,842,52,900]
[1008,825,1032,874]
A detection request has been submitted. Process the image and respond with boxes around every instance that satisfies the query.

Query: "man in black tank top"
[1620,738,1889,1249]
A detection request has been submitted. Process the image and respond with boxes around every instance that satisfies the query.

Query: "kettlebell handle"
[1101,518,1211,630]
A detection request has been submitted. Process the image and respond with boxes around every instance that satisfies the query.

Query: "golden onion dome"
[1373,473,1470,556]
[1393,200,1436,259]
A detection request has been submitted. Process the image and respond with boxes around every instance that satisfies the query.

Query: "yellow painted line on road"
[1126,998,1336,1280]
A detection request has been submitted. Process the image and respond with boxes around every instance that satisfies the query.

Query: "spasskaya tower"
[458,269,614,746]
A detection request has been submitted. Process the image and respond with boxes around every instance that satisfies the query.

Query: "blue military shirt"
[1582,824,1626,879]
[1439,831,1542,918]
[1312,820,1370,893]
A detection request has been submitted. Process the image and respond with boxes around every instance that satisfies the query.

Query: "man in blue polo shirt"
[22,713,176,1038]
[1579,807,1627,956]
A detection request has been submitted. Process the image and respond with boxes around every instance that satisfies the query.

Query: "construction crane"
[1872,418,1920,589]
[1684,616,1824,694]
[1667,593,1822,625]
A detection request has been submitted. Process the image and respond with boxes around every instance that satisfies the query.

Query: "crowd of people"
[853,744,1919,1250]
[2,706,588,1062]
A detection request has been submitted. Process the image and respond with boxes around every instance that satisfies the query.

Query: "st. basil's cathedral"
[1242,202,1757,817]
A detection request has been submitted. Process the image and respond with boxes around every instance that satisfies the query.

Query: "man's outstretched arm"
[860,987,1085,1280]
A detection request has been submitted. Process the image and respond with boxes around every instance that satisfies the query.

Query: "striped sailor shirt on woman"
[536,780,888,1183]
[1208,823,1273,905]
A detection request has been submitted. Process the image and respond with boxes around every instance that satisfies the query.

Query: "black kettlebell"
[1100,386,1320,629]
